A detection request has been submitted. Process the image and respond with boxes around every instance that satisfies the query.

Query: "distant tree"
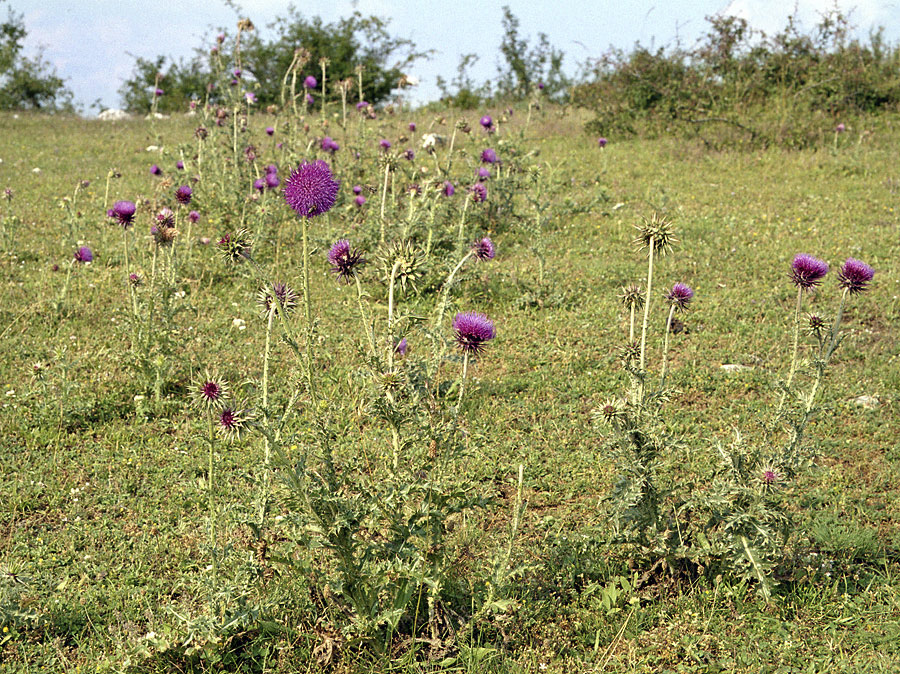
[495,6,569,100]
[241,10,427,108]
[118,8,427,113]
[0,4,73,110]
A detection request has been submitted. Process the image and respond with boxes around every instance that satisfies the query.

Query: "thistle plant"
[595,217,877,598]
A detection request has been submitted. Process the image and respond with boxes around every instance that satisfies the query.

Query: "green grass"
[0,106,898,672]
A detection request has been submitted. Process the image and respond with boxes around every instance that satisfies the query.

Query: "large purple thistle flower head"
[481,148,498,164]
[665,282,694,311]
[175,185,192,205]
[453,311,496,356]
[304,75,318,89]
[791,253,829,289]
[283,160,340,218]
[469,183,487,203]
[443,181,455,197]
[472,237,495,261]
[328,239,366,282]
[74,246,93,263]
[838,257,874,294]
[112,200,136,227]
[479,115,493,129]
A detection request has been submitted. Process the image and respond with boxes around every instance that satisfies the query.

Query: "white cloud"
[720,0,898,38]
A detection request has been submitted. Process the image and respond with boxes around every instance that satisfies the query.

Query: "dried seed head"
[378,240,426,294]
[633,212,678,256]
[619,285,644,310]
[257,282,299,317]
[217,228,253,263]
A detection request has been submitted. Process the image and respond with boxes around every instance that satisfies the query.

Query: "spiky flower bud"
[257,282,299,317]
[217,228,252,263]
[378,240,426,294]
[593,398,626,426]
[633,212,678,256]
[619,285,644,310]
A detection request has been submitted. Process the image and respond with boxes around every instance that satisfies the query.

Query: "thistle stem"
[660,305,677,389]
[380,163,390,243]
[258,304,276,532]
[458,351,470,406]
[301,217,316,404]
[355,274,377,358]
[638,237,655,404]
[387,259,402,370]
[785,286,804,391]
[629,304,636,342]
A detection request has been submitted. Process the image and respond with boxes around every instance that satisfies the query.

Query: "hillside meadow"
[0,105,898,672]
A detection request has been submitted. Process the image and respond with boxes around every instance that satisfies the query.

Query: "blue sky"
[15,0,900,113]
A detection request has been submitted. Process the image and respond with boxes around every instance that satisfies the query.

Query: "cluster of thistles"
[190,373,253,441]
[791,253,874,294]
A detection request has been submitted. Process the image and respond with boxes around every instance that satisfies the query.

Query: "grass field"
[0,106,898,673]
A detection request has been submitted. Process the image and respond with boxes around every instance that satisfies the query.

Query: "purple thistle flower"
[443,181,455,197]
[379,139,392,150]
[791,253,829,289]
[129,272,143,287]
[265,173,280,189]
[481,148,498,164]
[245,91,257,104]
[283,160,340,218]
[453,311,496,356]
[352,184,362,195]
[107,208,115,218]
[763,469,778,485]
[479,115,492,129]
[321,136,340,153]
[666,282,694,311]
[150,164,161,176]
[112,200,136,227]
[265,164,278,175]
[469,183,487,203]
[395,337,409,356]
[154,88,164,96]
[304,75,318,89]
[837,257,874,294]
[257,281,299,316]
[356,101,369,111]
[537,82,545,90]
[408,122,416,131]
[472,237,495,261]
[175,185,192,205]
[176,160,184,170]
[188,210,200,223]
[403,148,415,161]
[328,239,365,282]
[266,126,275,136]
[355,195,367,207]
[253,178,266,192]
[477,167,490,181]
[305,93,314,105]
[191,374,228,410]
[74,246,93,263]
[233,69,241,79]
[836,123,846,133]
[598,137,608,148]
